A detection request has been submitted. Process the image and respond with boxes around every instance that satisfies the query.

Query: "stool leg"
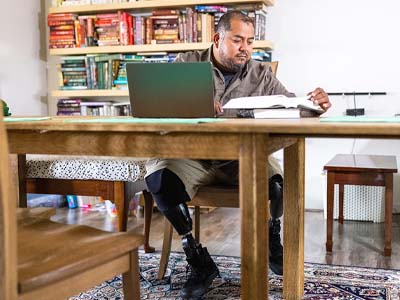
[142,190,155,253]
[114,181,127,232]
[18,154,27,207]
[326,172,334,252]
[338,184,344,224]
[384,174,393,256]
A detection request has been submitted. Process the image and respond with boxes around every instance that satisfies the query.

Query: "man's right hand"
[214,101,224,116]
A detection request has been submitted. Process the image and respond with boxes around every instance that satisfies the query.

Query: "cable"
[351,138,356,154]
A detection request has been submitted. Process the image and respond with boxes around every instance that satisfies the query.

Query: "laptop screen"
[126,62,215,118]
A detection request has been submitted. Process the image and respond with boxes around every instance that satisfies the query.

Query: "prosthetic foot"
[181,234,219,299]
[162,203,219,298]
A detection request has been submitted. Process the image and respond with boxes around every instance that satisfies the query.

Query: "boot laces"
[185,263,203,283]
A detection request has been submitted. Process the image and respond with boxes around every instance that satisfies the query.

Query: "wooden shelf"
[49,0,273,14]
[51,90,129,97]
[50,40,273,55]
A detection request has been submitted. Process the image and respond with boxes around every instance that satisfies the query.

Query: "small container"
[66,195,78,209]
[105,200,118,217]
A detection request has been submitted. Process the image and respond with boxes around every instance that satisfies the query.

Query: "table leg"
[384,173,393,256]
[283,138,305,300]
[239,133,268,300]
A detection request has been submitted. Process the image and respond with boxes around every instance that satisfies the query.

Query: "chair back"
[0,106,18,299]
[262,61,279,76]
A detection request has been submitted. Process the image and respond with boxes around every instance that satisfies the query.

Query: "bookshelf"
[50,40,273,55]
[51,89,129,97]
[49,0,274,14]
[47,0,275,114]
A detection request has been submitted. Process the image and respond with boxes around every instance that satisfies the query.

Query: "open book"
[222,95,324,118]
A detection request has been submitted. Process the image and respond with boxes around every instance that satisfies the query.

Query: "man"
[145,10,331,299]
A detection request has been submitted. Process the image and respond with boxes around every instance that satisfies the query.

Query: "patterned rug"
[69,251,400,300]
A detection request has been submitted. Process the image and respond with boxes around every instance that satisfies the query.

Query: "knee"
[145,168,183,194]
[145,168,190,210]
[269,174,283,202]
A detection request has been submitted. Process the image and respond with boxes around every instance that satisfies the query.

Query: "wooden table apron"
[8,118,400,300]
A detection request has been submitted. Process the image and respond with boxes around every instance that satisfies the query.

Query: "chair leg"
[338,184,344,224]
[142,190,155,253]
[122,249,141,300]
[113,181,128,232]
[157,217,173,280]
[326,172,334,252]
[194,206,200,243]
[384,173,393,256]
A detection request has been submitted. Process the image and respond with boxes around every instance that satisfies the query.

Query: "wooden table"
[6,117,400,300]
[324,154,398,256]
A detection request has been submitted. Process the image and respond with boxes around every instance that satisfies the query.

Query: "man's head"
[212,11,255,73]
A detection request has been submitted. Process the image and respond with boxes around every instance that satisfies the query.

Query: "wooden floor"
[52,206,400,270]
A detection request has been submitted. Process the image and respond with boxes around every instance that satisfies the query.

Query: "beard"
[219,51,249,73]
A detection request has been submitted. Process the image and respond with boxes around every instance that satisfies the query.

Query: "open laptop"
[126,62,215,118]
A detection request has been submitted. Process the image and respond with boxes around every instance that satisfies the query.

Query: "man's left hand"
[308,87,331,111]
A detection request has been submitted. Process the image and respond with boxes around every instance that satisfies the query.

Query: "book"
[252,108,321,119]
[222,95,324,119]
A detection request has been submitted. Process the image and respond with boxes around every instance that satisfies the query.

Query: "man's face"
[214,18,255,72]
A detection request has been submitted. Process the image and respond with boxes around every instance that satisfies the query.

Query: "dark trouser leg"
[269,174,283,219]
[269,174,284,275]
[145,168,219,298]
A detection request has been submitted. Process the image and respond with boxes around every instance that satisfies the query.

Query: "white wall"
[269,0,400,210]
[0,0,47,115]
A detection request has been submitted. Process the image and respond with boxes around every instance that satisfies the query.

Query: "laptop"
[126,62,215,118]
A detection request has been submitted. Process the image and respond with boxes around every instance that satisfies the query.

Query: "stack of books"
[48,13,77,49]
[57,99,81,116]
[223,95,324,119]
[59,56,87,90]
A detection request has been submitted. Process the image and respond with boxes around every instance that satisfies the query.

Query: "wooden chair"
[0,112,145,300]
[141,61,279,279]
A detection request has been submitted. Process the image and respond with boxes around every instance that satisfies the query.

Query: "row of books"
[57,99,132,116]
[51,0,132,7]
[58,52,177,90]
[58,49,270,91]
[47,4,268,48]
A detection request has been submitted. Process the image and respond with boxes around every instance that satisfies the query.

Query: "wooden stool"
[324,154,397,256]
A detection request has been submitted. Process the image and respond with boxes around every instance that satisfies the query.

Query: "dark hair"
[216,10,255,34]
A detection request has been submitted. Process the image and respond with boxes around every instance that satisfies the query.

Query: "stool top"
[324,154,398,173]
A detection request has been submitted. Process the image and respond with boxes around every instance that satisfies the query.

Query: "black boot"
[181,234,219,299]
[269,219,283,275]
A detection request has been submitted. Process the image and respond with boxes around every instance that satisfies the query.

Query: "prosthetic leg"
[269,174,284,275]
[146,169,219,298]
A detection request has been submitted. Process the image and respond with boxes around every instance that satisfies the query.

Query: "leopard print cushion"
[27,155,147,182]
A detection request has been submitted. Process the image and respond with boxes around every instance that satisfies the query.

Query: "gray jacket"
[175,45,295,117]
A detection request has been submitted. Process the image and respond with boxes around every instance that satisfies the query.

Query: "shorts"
[145,156,283,199]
